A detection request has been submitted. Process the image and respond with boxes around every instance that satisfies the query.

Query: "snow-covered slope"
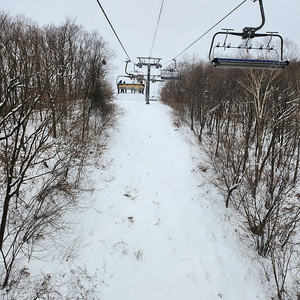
[30,93,271,299]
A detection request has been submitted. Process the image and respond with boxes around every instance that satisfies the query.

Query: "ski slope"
[75,93,270,299]
[29,93,271,299]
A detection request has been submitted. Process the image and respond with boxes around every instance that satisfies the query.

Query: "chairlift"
[116,75,145,94]
[209,0,289,70]
[116,60,145,94]
[160,59,181,80]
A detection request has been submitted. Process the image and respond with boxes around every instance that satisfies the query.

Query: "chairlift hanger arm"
[172,59,177,70]
[243,0,265,38]
[124,60,130,76]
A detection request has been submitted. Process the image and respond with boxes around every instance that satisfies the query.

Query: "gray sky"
[2,0,299,84]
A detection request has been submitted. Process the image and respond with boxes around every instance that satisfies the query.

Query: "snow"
[29,93,271,299]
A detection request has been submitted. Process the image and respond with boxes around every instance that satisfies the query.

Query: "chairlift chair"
[160,69,181,80]
[209,0,289,70]
[160,59,181,80]
[116,75,145,94]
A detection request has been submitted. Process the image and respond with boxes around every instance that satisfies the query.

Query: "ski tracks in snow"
[78,95,270,300]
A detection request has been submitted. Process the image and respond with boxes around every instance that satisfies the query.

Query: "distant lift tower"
[137,57,162,104]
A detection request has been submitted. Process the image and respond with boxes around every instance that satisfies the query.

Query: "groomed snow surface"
[30,93,272,299]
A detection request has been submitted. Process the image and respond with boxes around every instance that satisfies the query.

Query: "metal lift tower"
[137,57,162,104]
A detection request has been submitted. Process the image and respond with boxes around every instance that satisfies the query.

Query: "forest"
[160,55,300,299]
[0,13,117,298]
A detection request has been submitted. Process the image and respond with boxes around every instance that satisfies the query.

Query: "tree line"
[0,12,116,297]
[161,55,300,299]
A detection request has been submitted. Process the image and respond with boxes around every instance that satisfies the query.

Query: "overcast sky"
[2,0,300,87]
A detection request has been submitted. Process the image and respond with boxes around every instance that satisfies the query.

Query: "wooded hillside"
[0,13,116,296]
[161,59,300,300]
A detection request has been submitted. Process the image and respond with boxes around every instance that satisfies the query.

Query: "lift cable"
[149,0,165,57]
[163,0,247,66]
[95,0,132,62]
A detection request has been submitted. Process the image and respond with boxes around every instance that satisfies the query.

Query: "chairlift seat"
[117,83,144,91]
[160,75,181,80]
[117,83,144,88]
[212,57,289,70]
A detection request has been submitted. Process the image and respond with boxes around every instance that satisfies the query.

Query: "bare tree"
[0,13,116,294]
[160,55,300,298]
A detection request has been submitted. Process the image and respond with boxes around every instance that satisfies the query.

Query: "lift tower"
[137,57,162,104]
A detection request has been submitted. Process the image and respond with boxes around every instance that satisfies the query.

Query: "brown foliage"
[160,56,300,299]
[0,12,116,292]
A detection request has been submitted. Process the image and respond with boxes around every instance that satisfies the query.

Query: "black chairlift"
[160,60,181,80]
[209,0,289,70]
